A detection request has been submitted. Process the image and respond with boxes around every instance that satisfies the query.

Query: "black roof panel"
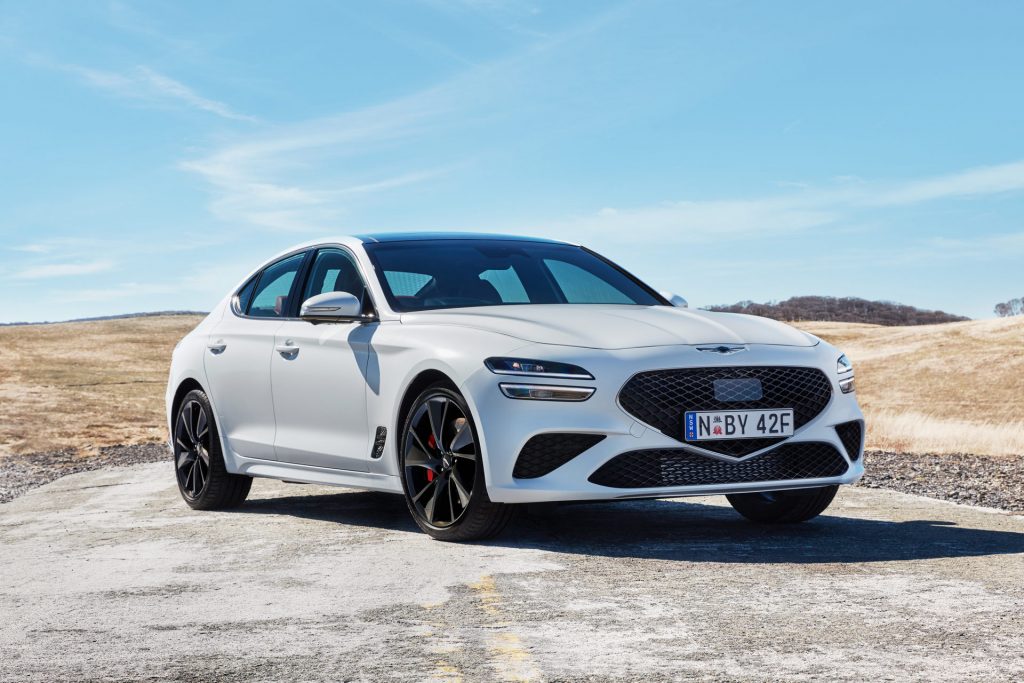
[355,231,568,245]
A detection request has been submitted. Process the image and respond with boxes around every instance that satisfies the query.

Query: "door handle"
[207,340,227,354]
[276,341,299,357]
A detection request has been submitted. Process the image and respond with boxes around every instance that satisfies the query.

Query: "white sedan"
[166,233,864,540]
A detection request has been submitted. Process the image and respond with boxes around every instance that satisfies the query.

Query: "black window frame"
[231,250,312,320]
[298,246,378,318]
[230,245,379,322]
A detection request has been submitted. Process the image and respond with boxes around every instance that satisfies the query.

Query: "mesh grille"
[835,420,863,461]
[618,366,833,457]
[588,442,848,489]
[513,433,606,479]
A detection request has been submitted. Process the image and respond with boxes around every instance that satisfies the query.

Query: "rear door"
[271,247,375,471]
[204,251,308,461]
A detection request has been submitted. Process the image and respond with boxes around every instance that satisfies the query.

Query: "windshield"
[364,240,666,312]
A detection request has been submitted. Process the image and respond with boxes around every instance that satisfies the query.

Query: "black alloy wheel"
[172,389,252,510]
[175,398,211,501]
[400,383,513,541]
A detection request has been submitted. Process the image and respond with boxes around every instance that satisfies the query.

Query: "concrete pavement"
[2,462,1023,682]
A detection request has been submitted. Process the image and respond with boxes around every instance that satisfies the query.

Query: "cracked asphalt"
[2,462,1023,682]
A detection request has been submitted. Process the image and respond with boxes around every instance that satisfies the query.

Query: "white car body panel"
[270,320,372,471]
[400,304,816,349]
[203,313,282,462]
[167,234,865,506]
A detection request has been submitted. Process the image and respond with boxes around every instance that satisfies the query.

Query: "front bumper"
[461,342,864,504]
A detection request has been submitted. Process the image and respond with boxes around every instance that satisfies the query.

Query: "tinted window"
[480,267,529,303]
[544,259,632,304]
[384,271,432,296]
[248,253,305,318]
[365,240,664,312]
[301,248,368,305]
[234,276,258,314]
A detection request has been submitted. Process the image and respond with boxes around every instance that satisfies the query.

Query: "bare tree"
[994,298,1024,317]
[705,296,970,326]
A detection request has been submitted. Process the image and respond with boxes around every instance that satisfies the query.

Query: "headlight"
[485,357,594,380]
[836,354,855,393]
[499,383,595,401]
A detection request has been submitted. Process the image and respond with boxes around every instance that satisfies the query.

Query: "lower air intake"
[513,433,606,479]
[834,420,864,461]
[588,442,849,489]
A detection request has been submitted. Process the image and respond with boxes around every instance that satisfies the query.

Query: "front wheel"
[399,383,514,541]
[726,485,838,523]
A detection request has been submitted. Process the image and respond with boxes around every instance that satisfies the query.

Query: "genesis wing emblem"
[696,345,747,355]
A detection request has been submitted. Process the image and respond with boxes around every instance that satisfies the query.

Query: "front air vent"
[834,420,863,461]
[513,433,606,479]
[588,442,849,489]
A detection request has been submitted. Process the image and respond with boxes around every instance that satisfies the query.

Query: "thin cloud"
[134,67,256,122]
[536,160,1024,246]
[869,160,1024,206]
[180,86,458,231]
[178,5,624,232]
[10,260,114,280]
[53,60,256,122]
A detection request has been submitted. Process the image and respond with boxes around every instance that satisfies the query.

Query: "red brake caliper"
[426,434,436,481]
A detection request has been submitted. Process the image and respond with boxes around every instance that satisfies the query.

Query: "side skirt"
[234,457,403,494]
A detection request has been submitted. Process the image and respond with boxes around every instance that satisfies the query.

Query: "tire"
[726,485,838,524]
[399,382,514,541]
[173,389,252,510]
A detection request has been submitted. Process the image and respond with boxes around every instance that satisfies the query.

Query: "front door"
[204,251,307,461]
[271,247,375,470]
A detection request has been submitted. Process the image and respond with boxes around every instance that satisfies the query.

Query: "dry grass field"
[0,315,204,457]
[0,314,1021,458]
[800,317,1024,456]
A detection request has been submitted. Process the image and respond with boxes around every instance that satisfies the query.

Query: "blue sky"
[1,0,1022,322]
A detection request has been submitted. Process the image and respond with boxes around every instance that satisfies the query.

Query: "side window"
[248,253,306,318]
[233,276,258,315]
[479,267,529,303]
[301,248,368,304]
[543,259,632,304]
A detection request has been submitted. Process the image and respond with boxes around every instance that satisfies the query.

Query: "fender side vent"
[371,426,387,459]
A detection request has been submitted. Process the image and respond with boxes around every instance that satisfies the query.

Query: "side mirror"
[300,291,364,323]
[660,291,688,308]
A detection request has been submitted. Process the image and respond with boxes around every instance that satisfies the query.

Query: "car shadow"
[235,490,1024,564]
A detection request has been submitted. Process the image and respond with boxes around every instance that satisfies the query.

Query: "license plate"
[684,409,795,441]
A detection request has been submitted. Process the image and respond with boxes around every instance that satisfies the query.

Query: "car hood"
[399,305,816,350]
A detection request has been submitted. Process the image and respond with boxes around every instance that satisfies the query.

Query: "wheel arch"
[170,377,206,431]
[395,369,459,439]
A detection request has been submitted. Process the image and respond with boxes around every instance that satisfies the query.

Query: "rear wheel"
[173,389,252,510]
[399,383,514,541]
[726,485,838,523]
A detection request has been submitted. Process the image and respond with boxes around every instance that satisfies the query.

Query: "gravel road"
[2,462,1024,682]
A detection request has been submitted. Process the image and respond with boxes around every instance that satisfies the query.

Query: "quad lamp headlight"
[485,357,593,379]
[486,357,595,401]
[837,354,855,394]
